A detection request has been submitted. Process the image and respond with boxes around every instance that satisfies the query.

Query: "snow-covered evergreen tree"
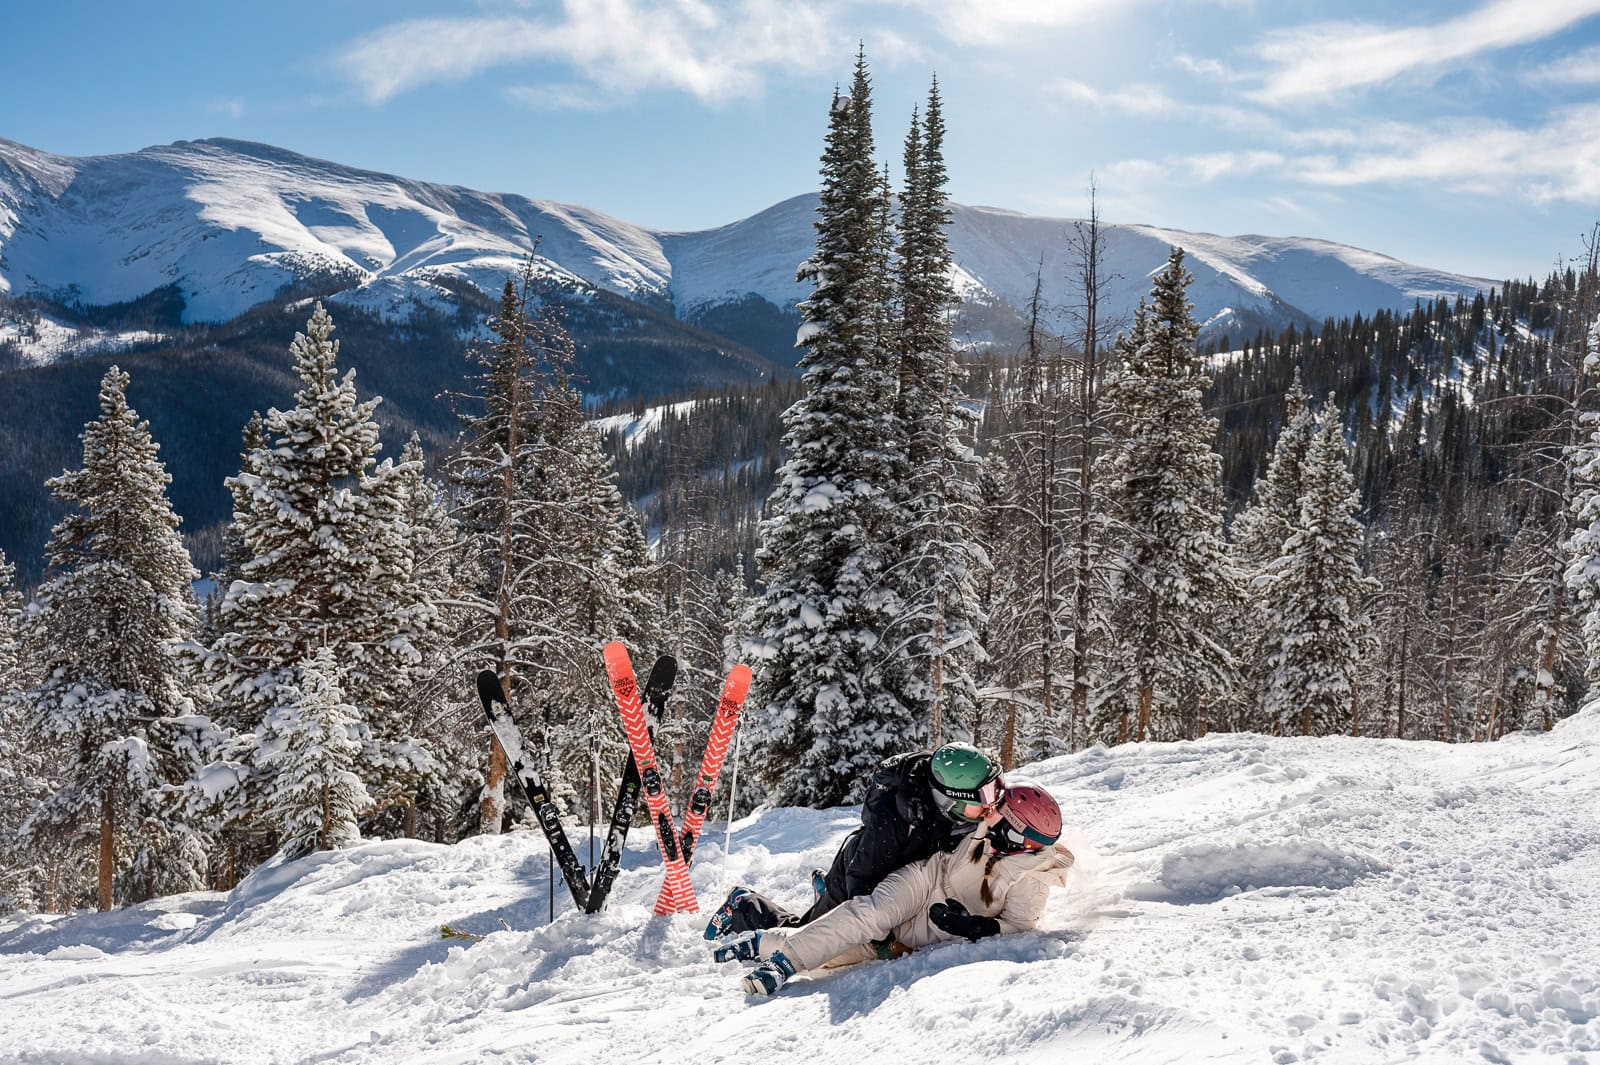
[1233,371,1315,568]
[254,648,369,857]
[1562,296,1600,683]
[449,263,660,826]
[744,51,917,807]
[0,548,20,690]
[0,547,46,911]
[985,277,1074,764]
[16,367,204,909]
[200,412,266,653]
[197,304,432,836]
[1096,250,1239,743]
[891,78,988,747]
[1262,403,1378,736]
[1231,373,1317,730]
[381,433,467,839]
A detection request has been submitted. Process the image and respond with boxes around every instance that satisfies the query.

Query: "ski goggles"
[931,776,1005,819]
[986,814,1055,855]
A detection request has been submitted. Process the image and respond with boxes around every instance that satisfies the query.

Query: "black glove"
[928,898,1001,942]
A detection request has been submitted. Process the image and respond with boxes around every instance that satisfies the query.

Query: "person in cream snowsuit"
[712,781,1074,995]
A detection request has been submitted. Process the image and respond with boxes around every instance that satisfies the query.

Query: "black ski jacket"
[803,751,976,923]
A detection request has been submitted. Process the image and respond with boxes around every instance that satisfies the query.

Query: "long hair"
[970,834,1005,907]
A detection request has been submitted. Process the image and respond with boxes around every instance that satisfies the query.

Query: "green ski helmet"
[928,742,1003,822]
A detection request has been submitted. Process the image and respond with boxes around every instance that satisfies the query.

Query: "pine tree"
[987,269,1073,765]
[16,367,204,910]
[1233,371,1315,568]
[1097,250,1239,742]
[0,546,46,911]
[744,51,917,807]
[198,304,432,838]
[254,648,369,857]
[0,548,20,690]
[1262,403,1378,736]
[383,433,466,839]
[200,412,266,654]
[1560,232,1600,687]
[1230,372,1316,730]
[449,262,661,825]
[892,76,987,748]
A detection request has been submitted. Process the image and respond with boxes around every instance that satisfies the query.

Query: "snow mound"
[2,711,1598,1064]
[1134,840,1384,903]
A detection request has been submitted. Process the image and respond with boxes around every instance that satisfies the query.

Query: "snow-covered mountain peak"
[0,136,1497,346]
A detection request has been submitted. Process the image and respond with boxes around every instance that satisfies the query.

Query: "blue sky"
[6,0,1599,282]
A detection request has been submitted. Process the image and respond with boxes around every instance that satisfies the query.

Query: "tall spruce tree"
[0,547,45,911]
[892,77,987,747]
[1097,250,1238,742]
[744,51,916,807]
[254,648,369,857]
[449,262,660,825]
[197,304,432,844]
[1231,372,1316,730]
[16,367,204,909]
[1262,403,1378,736]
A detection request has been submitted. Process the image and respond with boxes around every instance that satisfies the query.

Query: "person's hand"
[928,898,1001,942]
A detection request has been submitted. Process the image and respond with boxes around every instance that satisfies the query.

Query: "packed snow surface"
[3,707,1597,1064]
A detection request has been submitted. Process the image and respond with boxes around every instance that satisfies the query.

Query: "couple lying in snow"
[704,742,1075,996]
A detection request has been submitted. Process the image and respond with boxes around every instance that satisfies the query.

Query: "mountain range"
[0,135,1504,582]
[0,136,1498,367]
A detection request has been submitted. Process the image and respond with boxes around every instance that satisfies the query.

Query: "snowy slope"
[0,137,1495,346]
[3,706,1596,1064]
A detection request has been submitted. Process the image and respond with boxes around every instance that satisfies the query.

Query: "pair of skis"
[475,646,749,917]
[602,641,752,916]
[476,658,675,915]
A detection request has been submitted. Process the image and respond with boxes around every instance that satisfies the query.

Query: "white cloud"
[504,84,611,112]
[1050,79,1278,134]
[896,0,1128,45]
[338,0,836,105]
[206,97,246,119]
[1101,104,1600,206]
[1294,105,1600,203]
[1526,42,1600,85]
[1245,0,1600,104]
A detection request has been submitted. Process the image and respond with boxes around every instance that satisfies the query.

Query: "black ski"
[584,654,677,914]
[477,669,591,911]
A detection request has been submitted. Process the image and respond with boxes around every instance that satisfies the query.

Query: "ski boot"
[741,951,797,996]
[710,928,762,963]
[704,885,753,941]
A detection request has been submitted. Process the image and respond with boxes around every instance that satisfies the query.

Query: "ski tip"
[723,663,753,700]
[603,641,636,679]
[650,654,679,684]
[476,669,506,707]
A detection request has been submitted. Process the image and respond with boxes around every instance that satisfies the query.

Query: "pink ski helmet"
[989,780,1062,855]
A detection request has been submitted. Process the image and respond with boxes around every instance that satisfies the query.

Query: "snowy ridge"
[0,309,165,366]
[592,399,700,451]
[2,705,1596,1063]
[0,137,1494,348]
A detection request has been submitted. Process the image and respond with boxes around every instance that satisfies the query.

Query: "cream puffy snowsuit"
[757,830,1076,973]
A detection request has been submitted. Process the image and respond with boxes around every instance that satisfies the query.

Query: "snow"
[3,705,1597,1063]
[591,400,699,451]
[0,310,165,366]
[0,138,1495,341]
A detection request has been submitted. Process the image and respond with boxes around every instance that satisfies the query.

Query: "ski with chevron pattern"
[603,641,697,914]
[652,661,752,911]
[584,653,677,914]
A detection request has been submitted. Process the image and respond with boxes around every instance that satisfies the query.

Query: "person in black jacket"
[706,742,1003,939]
